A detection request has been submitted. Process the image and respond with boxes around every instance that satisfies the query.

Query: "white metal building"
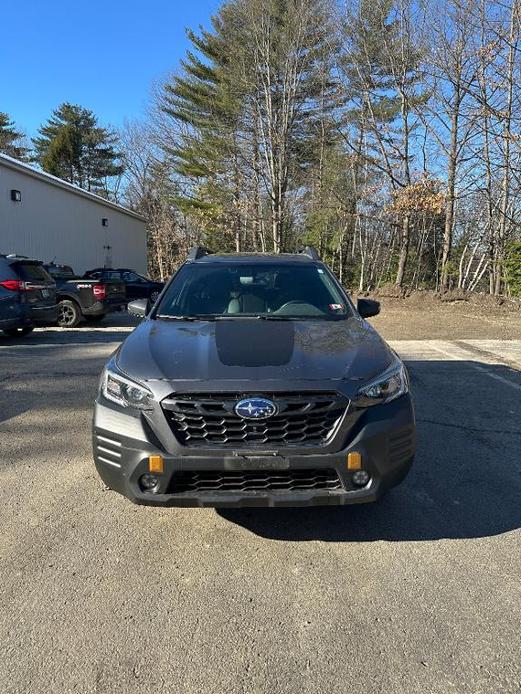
[0,153,147,275]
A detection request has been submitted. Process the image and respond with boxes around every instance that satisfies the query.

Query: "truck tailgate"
[104,281,126,301]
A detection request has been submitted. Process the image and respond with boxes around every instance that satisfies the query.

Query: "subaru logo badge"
[234,397,278,420]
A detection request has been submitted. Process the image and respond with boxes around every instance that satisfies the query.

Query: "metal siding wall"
[0,165,147,275]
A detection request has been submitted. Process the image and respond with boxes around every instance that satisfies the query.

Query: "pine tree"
[161,9,250,251]
[33,103,124,193]
[160,0,336,252]
[0,112,30,160]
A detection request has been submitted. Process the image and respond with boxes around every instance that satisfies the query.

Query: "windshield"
[155,263,351,320]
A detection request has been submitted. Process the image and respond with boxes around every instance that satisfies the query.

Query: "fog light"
[352,470,370,488]
[139,473,159,492]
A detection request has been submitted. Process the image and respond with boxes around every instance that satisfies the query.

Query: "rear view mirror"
[357,298,380,319]
[128,298,148,318]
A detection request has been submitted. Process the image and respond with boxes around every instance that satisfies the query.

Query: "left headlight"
[101,366,154,411]
[356,358,409,407]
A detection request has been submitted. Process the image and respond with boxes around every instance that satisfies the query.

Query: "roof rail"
[187,246,212,260]
[298,246,320,261]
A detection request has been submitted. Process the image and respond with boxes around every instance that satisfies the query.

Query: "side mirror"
[128,298,148,318]
[357,298,380,319]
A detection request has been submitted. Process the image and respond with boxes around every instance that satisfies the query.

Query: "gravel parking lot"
[0,309,520,694]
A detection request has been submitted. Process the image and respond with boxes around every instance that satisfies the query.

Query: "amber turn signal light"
[347,451,362,471]
[148,455,164,474]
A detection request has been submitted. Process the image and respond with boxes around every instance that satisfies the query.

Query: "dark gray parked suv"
[0,255,58,336]
[93,247,415,507]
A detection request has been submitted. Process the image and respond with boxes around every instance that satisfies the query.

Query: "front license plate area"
[226,456,290,471]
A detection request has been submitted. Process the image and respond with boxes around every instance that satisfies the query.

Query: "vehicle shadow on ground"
[218,360,521,542]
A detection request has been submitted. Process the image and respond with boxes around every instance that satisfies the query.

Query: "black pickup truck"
[43,263,127,327]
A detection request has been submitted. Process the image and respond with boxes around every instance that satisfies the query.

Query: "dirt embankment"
[356,288,521,340]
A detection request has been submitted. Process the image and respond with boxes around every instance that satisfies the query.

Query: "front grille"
[169,469,343,493]
[162,392,349,447]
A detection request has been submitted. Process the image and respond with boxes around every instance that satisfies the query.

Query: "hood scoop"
[215,320,295,367]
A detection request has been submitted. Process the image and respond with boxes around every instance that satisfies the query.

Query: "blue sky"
[1,0,220,139]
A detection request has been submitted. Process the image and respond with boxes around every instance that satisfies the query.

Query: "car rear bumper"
[92,395,415,508]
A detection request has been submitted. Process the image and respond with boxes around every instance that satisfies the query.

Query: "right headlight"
[356,358,409,407]
[100,365,154,411]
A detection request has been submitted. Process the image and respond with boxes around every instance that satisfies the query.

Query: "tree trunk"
[441,89,460,290]
[494,0,518,295]
[396,216,410,286]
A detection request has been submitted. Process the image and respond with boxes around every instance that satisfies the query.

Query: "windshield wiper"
[260,314,347,321]
[157,314,281,321]
[212,314,292,321]
[214,314,324,321]
[156,315,216,322]
[156,313,345,322]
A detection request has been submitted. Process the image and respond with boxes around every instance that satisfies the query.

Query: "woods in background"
[132,0,521,297]
[2,0,521,297]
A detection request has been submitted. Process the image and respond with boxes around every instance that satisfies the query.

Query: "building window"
[10,189,22,202]
[102,218,109,227]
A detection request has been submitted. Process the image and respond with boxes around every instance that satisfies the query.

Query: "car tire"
[57,299,82,328]
[85,315,105,324]
[2,326,34,337]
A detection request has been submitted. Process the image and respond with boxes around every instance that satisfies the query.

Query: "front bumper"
[93,394,415,508]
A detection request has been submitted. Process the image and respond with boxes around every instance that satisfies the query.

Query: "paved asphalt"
[0,321,520,693]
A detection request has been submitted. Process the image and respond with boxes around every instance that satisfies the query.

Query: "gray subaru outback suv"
[93,247,415,507]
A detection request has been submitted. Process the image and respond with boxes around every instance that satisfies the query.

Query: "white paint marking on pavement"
[427,341,521,392]
[0,341,122,351]
[36,327,132,332]
[469,364,521,392]
[458,340,521,369]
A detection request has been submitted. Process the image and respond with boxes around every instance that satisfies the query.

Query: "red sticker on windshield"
[329,304,344,311]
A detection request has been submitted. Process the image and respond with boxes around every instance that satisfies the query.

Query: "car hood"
[116,317,394,388]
